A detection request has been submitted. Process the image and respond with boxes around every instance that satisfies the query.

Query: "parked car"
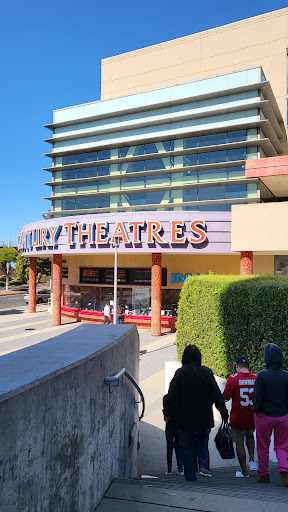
[23,289,51,304]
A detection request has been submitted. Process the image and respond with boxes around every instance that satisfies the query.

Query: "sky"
[1,0,287,243]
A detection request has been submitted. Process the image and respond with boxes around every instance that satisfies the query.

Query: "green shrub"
[0,281,4,287]
[176,274,288,378]
[9,279,23,286]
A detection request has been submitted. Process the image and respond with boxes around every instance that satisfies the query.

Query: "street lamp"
[112,235,121,325]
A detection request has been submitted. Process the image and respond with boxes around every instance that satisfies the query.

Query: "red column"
[28,257,37,313]
[151,253,162,337]
[52,254,62,326]
[240,251,253,276]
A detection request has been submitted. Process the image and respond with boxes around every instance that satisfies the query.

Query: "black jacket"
[166,364,228,432]
[253,343,288,417]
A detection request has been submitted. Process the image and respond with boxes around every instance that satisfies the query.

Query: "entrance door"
[132,288,150,315]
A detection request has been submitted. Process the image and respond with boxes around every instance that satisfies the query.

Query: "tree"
[0,248,19,291]
[16,256,51,284]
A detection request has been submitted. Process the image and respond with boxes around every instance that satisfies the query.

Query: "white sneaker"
[199,468,212,477]
[250,461,258,471]
[236,471,249,478]
[165,471,172,475]
[178,469,184,476]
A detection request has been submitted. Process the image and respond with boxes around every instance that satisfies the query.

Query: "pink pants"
[255,413,288,475]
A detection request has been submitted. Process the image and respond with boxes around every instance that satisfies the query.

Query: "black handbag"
[214,420,235,459]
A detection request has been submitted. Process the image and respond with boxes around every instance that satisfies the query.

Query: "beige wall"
[101,8,288,124]
[231,202,288,253]
[63,253,241,290]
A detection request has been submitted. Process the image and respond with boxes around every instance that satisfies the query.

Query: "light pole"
[112,235,121,325]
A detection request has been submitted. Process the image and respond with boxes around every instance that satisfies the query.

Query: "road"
[0,294,27,310]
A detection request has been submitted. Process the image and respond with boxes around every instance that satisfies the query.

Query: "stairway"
[95,465,287,512]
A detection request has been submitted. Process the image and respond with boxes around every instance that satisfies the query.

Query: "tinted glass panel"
[119,147,129,158]
[183,137,197,149]
[184,154,197,167]
[76,197,97,209]
[97,165,110,176]
[77,182,98,192]
[62,199,75,210]
[96,196,110,208]
[227,184,247,198]
[98,150,111,160]
[198,133,227,146]
[198,186,225,201]
[227,130,246,143]
[145,143,159,154]
[183,189,197,201]
[98,180,110,191]
[62,169,76,180]
[62,155,77,165]
[145,158,166,171]
[77,152,98,163]
[78,167,98,179]
[198,151,226,165]
[125,193,145,205]
[228,148,247,161]
[145,191,166,204]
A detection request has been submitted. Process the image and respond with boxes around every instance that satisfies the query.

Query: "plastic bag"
[214,420,235,459]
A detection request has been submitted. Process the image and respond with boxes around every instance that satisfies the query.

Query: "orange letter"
[190,219,206,244]
[147,221,165,244]
[128,221,145,243]
[78,223,94,244]
[95,222,109,244]
[64,221,78,245]
[170,221,186,243]
[47,225,62,246]
[110,221,130,244]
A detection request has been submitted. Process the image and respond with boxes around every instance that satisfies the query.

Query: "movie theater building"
[19,8,288,335]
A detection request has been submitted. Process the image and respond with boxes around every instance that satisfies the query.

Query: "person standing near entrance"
[166,345,228,481]
[103,303,110,324]
[222,356,257,478]
[116,304,123,324]
[253,343,288,486]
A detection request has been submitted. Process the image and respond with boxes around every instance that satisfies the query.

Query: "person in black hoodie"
[253,343,288,486]
[163,393,184,475]
[166,345,228,481]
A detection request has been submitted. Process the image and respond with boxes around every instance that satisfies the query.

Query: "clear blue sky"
[1,0,287,242]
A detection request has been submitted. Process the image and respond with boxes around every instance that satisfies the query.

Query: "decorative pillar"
[28,257,37,313]
[151,253,162,337]
[240,251,253,276]
[52,254,62,326]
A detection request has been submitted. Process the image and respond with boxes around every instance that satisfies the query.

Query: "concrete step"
[95,465,288,512]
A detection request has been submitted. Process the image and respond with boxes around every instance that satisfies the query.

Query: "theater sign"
[18,211,232,255]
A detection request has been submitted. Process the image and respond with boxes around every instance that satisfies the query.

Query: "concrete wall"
[101,8,288,124]
[0,324,139,512]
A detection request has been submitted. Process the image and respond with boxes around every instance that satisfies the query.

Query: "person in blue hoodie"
[253,343,288,486]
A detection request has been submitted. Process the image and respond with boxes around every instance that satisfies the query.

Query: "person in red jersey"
[223,356,257,477]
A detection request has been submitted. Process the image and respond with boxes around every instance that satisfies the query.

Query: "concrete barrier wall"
[0,324,139,512]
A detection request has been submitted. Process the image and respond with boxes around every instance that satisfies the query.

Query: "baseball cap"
[236,356,249,365]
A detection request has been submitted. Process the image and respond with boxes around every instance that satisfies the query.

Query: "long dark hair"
[182,345,202,366]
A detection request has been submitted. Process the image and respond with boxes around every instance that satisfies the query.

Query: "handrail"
[104,368,145,421]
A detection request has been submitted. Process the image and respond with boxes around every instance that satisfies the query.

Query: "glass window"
[198,186,225,201]
[61,199,75,210]
[98,180,110,191]
[123,160,145,173]
[77,182,98,193]
[145,174,170,186]
[228,147,247,161]
[62,184,76,193]
[227,130,246,143]
[198,133,227,147]
[76,197,97,209]
[198,168,227,182]
[119,147,129,158]
[77,152,98,163]
[227,166,245,179]
[98,149,111,161]
[78,167,98,179]
[145,158,167,171]
[145,190,167,204]
[183,137,197,149]
[183,188,197,202]
[96,196,110,208]
[97,165,110,177]
[145,143,159,154]
[121,176,144,189]
[227,184,247,199]
[198,151,226,165]
[183,153,197,167]
[125,193,145,205]
[62,169,77,180]
[62,155,77,165]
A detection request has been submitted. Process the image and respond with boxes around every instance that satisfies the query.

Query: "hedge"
[176,274,288,378]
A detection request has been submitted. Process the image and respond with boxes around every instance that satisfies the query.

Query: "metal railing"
[104,368,145,421]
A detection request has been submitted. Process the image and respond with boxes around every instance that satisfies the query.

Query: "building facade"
[19,8,288,333]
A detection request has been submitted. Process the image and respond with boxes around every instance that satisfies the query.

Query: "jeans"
[179,428,209,481]
[255,413,288,475]
[165,424,183,472]
[103,316,110,324]
[117,316,122,324]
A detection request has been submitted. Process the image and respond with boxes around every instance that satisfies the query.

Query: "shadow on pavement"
[0,309,25,316]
